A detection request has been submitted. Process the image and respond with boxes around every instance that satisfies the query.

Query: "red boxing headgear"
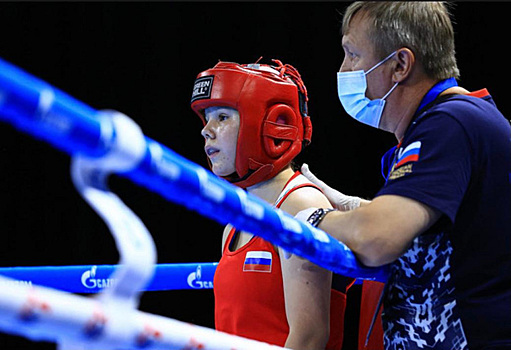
[191,60,312,188]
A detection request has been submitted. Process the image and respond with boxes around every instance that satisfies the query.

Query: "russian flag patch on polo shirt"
[395,141,421,168]
[243,251,272,273]
[388,141,422,181]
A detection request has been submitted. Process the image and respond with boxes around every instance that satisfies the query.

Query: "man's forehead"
[342,12,371,47]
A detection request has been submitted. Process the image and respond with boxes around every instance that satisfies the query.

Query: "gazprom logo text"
[187,265,213,289]
[81,266,116,289]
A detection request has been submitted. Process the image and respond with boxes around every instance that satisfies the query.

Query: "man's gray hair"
[342,1,460,80]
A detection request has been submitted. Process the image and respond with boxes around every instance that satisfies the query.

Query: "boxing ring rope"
[0,278,288,350]
[0,263,217,293]
[0,56,388,349]
[0,262,363,294]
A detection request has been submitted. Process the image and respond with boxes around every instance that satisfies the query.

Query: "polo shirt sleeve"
[375,113,472,223]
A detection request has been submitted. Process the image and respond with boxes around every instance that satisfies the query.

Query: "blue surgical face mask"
[337,51,398,129]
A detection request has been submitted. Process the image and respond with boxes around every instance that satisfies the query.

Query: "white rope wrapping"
[70,110,156,310]
[0,275,286,350]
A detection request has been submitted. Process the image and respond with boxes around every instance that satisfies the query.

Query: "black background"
[0,2,508,349]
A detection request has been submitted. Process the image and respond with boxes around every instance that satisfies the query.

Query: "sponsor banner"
[0,263,217,293]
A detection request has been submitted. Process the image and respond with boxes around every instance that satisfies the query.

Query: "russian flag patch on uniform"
[387,141,422,180]
[395,141,421,168]
[243,251,272,273]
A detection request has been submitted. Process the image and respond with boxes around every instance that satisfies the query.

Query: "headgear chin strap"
[191,60,312,189]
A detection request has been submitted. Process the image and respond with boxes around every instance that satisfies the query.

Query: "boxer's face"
[202,106,240,177]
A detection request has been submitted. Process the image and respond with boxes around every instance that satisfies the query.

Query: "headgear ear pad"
[263,104,299,158]
[191,61,312,188]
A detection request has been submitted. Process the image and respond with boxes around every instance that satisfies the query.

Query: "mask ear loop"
[364,51,397,76]
[364,50,399,101]
[382,82,399,100]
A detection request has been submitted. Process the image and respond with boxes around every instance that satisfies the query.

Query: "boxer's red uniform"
[214,172,347,349]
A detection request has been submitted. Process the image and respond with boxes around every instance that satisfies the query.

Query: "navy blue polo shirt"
[376,91,511,349]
